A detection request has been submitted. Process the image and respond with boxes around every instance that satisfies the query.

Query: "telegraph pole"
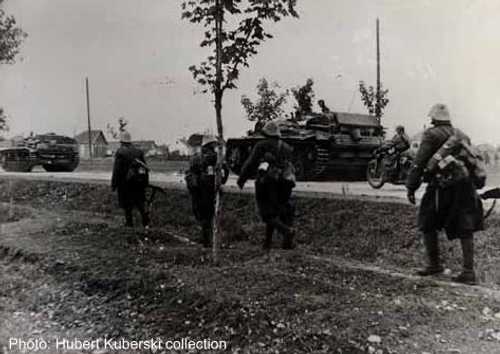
[376,18,381,122]
[85,77,92,160]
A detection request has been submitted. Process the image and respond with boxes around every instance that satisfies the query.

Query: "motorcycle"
[367,143,414,189]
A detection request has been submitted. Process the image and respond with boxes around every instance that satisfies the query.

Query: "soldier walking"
[111,131,150,228]
[185,136,228,247]
[406,104,484,285]
[237,121,296,250]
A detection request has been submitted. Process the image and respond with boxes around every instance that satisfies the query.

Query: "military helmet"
[119,130,132,143]
[428,103,451,123]
[261,121,281,138]
[202,135,218,147]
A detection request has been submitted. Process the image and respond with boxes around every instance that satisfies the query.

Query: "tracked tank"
[226,111,384,181]
[0,133,79,172]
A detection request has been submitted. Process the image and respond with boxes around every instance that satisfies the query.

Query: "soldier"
[111,131,150,228]
[389,125,411,174]
[317,99,331,114]
[406,104,484,285]
[391,125,410,153]
[185,136,229,247]
[237,121,296,250]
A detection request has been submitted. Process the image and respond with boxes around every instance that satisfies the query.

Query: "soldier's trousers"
[124,203,150,227]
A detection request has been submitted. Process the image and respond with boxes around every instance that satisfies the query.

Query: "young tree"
[241,77,288,130]
[291,78,314,119]
[181,0,299,262]
[0,0,27,132]
[358,80,389,121]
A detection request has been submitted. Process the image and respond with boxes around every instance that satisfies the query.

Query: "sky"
[1,0,499,146]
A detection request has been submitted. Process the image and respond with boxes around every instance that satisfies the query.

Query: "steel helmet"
[202,135,218,147]
[261,121,281,138]
[428,103,451,123]
[119,131,132,143]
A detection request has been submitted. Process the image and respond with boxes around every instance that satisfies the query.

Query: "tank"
[226,111,384,181]
[0,133,80,172]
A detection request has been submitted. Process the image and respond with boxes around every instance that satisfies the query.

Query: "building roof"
[133,140,158,151]
[107,140,158,152]
[75,130,108,145]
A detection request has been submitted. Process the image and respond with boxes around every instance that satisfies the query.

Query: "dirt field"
[1,180,500,353]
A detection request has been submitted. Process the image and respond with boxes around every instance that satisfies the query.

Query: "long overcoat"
[238,138,294,223]
[186,149,229,223]
[406,122,483,239]
[111,144,147,209]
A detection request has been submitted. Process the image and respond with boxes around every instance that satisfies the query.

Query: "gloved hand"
[407,190,416,205]
[237,178,245,190]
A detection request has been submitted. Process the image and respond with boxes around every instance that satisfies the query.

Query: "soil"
[1,179,500,353]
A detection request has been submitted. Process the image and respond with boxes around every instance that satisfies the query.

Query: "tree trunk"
[212,0,224,265]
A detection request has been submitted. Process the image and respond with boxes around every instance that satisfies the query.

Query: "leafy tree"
[0,0,27,132]
[241,78,288,128]
[291,78,314,119]
[0,107,8,132]
[181,0,299,262]
[358,80,389,120]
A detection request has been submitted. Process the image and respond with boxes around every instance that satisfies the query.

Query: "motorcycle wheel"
[367,159,385,189]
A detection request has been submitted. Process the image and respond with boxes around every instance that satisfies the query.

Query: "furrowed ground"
[1,180,500,353]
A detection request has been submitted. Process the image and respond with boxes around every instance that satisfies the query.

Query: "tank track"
[314,147,330,177]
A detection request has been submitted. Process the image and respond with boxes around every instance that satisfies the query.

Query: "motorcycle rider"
[388,125,410,178]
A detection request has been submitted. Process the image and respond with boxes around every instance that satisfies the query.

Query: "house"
[74,130,108,159]
[133,140,160,156]
[106,140,166,157]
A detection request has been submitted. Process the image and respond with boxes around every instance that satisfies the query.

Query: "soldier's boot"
[267,217,295,250]
[417,232,444,276]
[282,229,295,250]
[124,209,134,227]
[452,237,477,285]
[263,224,274,250]
[201,222,212,248]
[138,203,150,228]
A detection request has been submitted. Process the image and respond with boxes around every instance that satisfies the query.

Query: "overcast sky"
[0,0,499,146]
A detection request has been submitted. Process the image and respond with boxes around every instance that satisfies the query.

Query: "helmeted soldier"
[388,125,411,175]
[391,125,410,153]
[317,99,331,114]
[185,135,229,247]
[406,104,484,284]
[111,131,150,228]
[237,121,296,250]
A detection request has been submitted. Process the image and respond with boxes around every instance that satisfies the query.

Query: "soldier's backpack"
[426,133,486,189]
[126,158,149,188]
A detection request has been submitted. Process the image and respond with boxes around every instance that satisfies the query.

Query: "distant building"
[75,130,108,159]
[106,140,166,157]
[133,140,160,156]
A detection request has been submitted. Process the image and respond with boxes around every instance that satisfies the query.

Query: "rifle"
[480,188,500,219]
[146,184,167,213]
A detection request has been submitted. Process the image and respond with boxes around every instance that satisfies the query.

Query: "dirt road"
[1,179,500,353]
[0,169,418,202]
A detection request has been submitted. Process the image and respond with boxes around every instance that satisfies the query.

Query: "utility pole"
[85,77,92,160]
[376,18,381,122]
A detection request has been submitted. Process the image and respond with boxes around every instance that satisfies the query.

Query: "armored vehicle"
[226,112,384,181]
[0,133,79,172]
